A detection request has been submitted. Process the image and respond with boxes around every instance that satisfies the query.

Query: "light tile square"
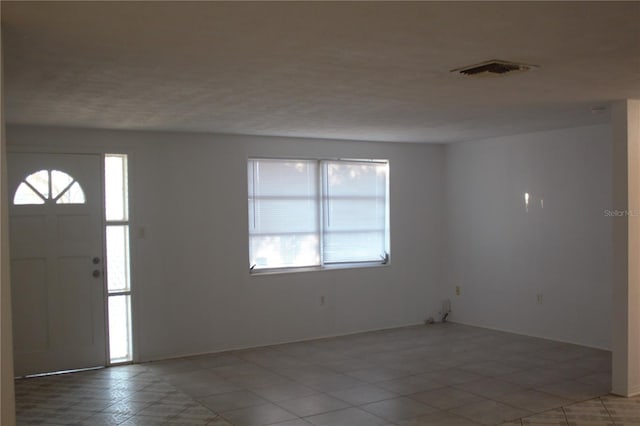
[361,396,437,421]
[410,386,487,410]
[330,385,397,405]
[278,394,350,417]
[220,402,297,426]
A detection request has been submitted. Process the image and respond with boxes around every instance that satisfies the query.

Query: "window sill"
[250,261,390,276]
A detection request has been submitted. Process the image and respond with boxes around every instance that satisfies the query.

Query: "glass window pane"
[250,159,317,196]
[323,161,388,263]
[247,158,390,270]
[108,295,132,363]
[250,233,320,269]
[25,170,49,199]
[324,232,386,264]
[325,199,386,231]
[13,182,45,205]
[248,159,320,269]
[106,225,130,292]
[56,181,86,204]
[253,199,318,233]
[105,155,128,221]
[51,170,74,199]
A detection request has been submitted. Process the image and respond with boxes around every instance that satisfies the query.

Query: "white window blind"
[248,158,389,272]
[248,159,320,269]
[322,160,388,264]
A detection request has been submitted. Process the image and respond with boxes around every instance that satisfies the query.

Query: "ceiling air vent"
[451,59,539,77]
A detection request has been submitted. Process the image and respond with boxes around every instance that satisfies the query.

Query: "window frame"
[248,156,390,275]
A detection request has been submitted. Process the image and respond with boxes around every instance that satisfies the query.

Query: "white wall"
[444,124,612,349]
[6,122,615,363]
[6,125,445,362]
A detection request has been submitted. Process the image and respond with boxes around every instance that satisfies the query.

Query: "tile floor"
[14,323,638,426]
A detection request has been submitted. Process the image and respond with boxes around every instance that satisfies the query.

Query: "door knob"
[92,257,100,264]
[92,270,100,278]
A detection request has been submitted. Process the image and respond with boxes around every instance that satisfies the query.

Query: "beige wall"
[0,23,17,425]
[612,99,640,396]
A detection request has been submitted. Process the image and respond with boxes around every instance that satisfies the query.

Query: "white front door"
[8,153,106,376]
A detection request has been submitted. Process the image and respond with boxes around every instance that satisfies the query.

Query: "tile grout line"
[599,395,617,426]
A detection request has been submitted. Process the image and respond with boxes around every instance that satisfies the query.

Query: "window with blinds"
[248,158,389,272]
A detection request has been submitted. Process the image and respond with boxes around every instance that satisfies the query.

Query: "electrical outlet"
[455,286,461,296]
[536,293,543,304]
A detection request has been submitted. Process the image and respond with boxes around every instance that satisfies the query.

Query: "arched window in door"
[13,169,86,205]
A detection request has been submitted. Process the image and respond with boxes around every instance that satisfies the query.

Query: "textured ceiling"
[2,1,639,143]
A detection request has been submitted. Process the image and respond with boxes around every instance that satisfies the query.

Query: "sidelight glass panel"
[105,153,132,364]
[108,295,132,363]
[105,155,128,221]
[106,225,130,292]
